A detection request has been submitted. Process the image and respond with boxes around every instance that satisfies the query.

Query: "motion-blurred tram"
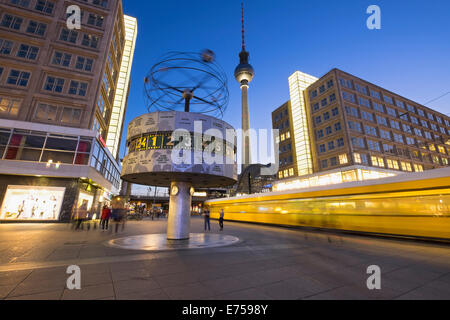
[206,167,450,241]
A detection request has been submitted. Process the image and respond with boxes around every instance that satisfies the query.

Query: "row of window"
[1,13,47,36]
[0,38,95,73]
[345,105,449,136]
[310,79,334,99]
[314,107,339,125]
[278,168,295,179]
[9,0,55,14]
[353,152,440,172]
[339,77,450,127]
[273,108,289,123]
[318,138,345,153]
[316,122,342,139]
[320,154,348,169]
[76,0,109,9]
[312,93,337,112]
[279,155,293,167]
[59,27,101,49]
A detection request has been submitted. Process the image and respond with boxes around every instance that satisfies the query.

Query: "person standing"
[219,209,225,231]
[204,207,211,231]
[101,205,111,230]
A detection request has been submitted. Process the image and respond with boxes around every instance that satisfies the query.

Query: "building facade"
[272,101,297,180]
[273,68,450,190]
[0,0,137,222]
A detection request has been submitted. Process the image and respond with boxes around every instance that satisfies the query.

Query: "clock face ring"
[171,186,179,196]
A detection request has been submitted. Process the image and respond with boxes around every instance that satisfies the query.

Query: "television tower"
[234,1,254,172]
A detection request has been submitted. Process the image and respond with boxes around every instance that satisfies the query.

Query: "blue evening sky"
[120,0,450,167]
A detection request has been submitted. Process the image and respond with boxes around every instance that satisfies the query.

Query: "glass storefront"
[0,127,121,190]
[0,186,65,221]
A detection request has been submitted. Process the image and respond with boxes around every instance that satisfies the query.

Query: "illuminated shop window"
[413,164,423,172]
[339,154,348,165]
[400,161,412,172]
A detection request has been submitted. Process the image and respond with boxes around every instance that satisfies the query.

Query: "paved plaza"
[0,217,449,300]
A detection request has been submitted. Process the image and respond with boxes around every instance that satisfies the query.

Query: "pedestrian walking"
[219,208,225,231]
[204,207,211,231]
[101,205,111,230]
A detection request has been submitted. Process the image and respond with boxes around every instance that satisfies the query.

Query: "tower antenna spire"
[241,1,245,51]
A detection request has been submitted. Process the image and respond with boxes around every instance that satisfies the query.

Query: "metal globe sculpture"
[144,50,229,118]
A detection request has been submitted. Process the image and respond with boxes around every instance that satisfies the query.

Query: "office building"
[0,0,137,221]
[273,68,450,190]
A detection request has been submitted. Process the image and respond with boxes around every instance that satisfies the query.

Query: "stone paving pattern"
[0,217,449,300]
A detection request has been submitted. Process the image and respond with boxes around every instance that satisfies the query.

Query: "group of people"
[203,208,225,231]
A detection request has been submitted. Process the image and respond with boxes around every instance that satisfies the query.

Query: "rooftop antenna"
[241,1,245,51]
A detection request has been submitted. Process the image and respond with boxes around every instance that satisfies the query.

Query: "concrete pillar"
[241,83,251,172]
[167,181,192,240]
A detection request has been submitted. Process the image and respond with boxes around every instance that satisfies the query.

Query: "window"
[310,90,317,99]
[386,107,396,117]
[44,76,64,93]
[0,97,21,117]
[52,52,72,67]
[383,95,393,105]
[325,127,332,135]
[328,141,335,150]
[35,0,54,14]
[321,98,328,107]
[334,122,342,132]
[59,28,78,43]
[321,159,328,169]
[16,44,39,60]
[35,103,57,121]
[26,20,47,36]
[383,144,395,154]
[327,80,334,89]
[319,144,326,153]
[1,14,23,30]
[424,131,432,140]
[339,154,348,165]
[436,116,442,124]
[406,137,415,145]
[370,89,381,100]
[420,119,429,129]
[68,81,88,96]
[393,133,404,144]
[315,116,322,125]
[332,107,339,117]
[359,97,370,108]
[75,56,94,71]
[319,85,325,94]
[312,103,319,112]
[427,113,434,121]
[365,125,377,137]
[345,106,359,118]
[376,115,388,126]
[9,0,30,8]
[414,128,423,137]
[337,138,345,147]
[400,162,412,172]
[351,137,365,149]
[81,34,99,49]
[373,102,384,113]
[410,116,419,125]
[367,140,381,152]
[355,83,367,95]
[7,70,30,87]
[406,104,415,113]
[0,39,13,55]
[371,156,385,168]
[329,93,336,102]
[330,157,337,166]
[414,164,424,172]
[61,107,82,124]
[390,120,401,130]
[93,0,108,8]
[361,111,374,122]
[387,159,399,170]
[402,124,412,134]
[342,91,355,103]
[417,109,425,117]
[348,121,362,132]
[87,14,104,28]
[339,78,352,89]
[438,146,447,155]
[380,129,391,140]
[323,112,330,121]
